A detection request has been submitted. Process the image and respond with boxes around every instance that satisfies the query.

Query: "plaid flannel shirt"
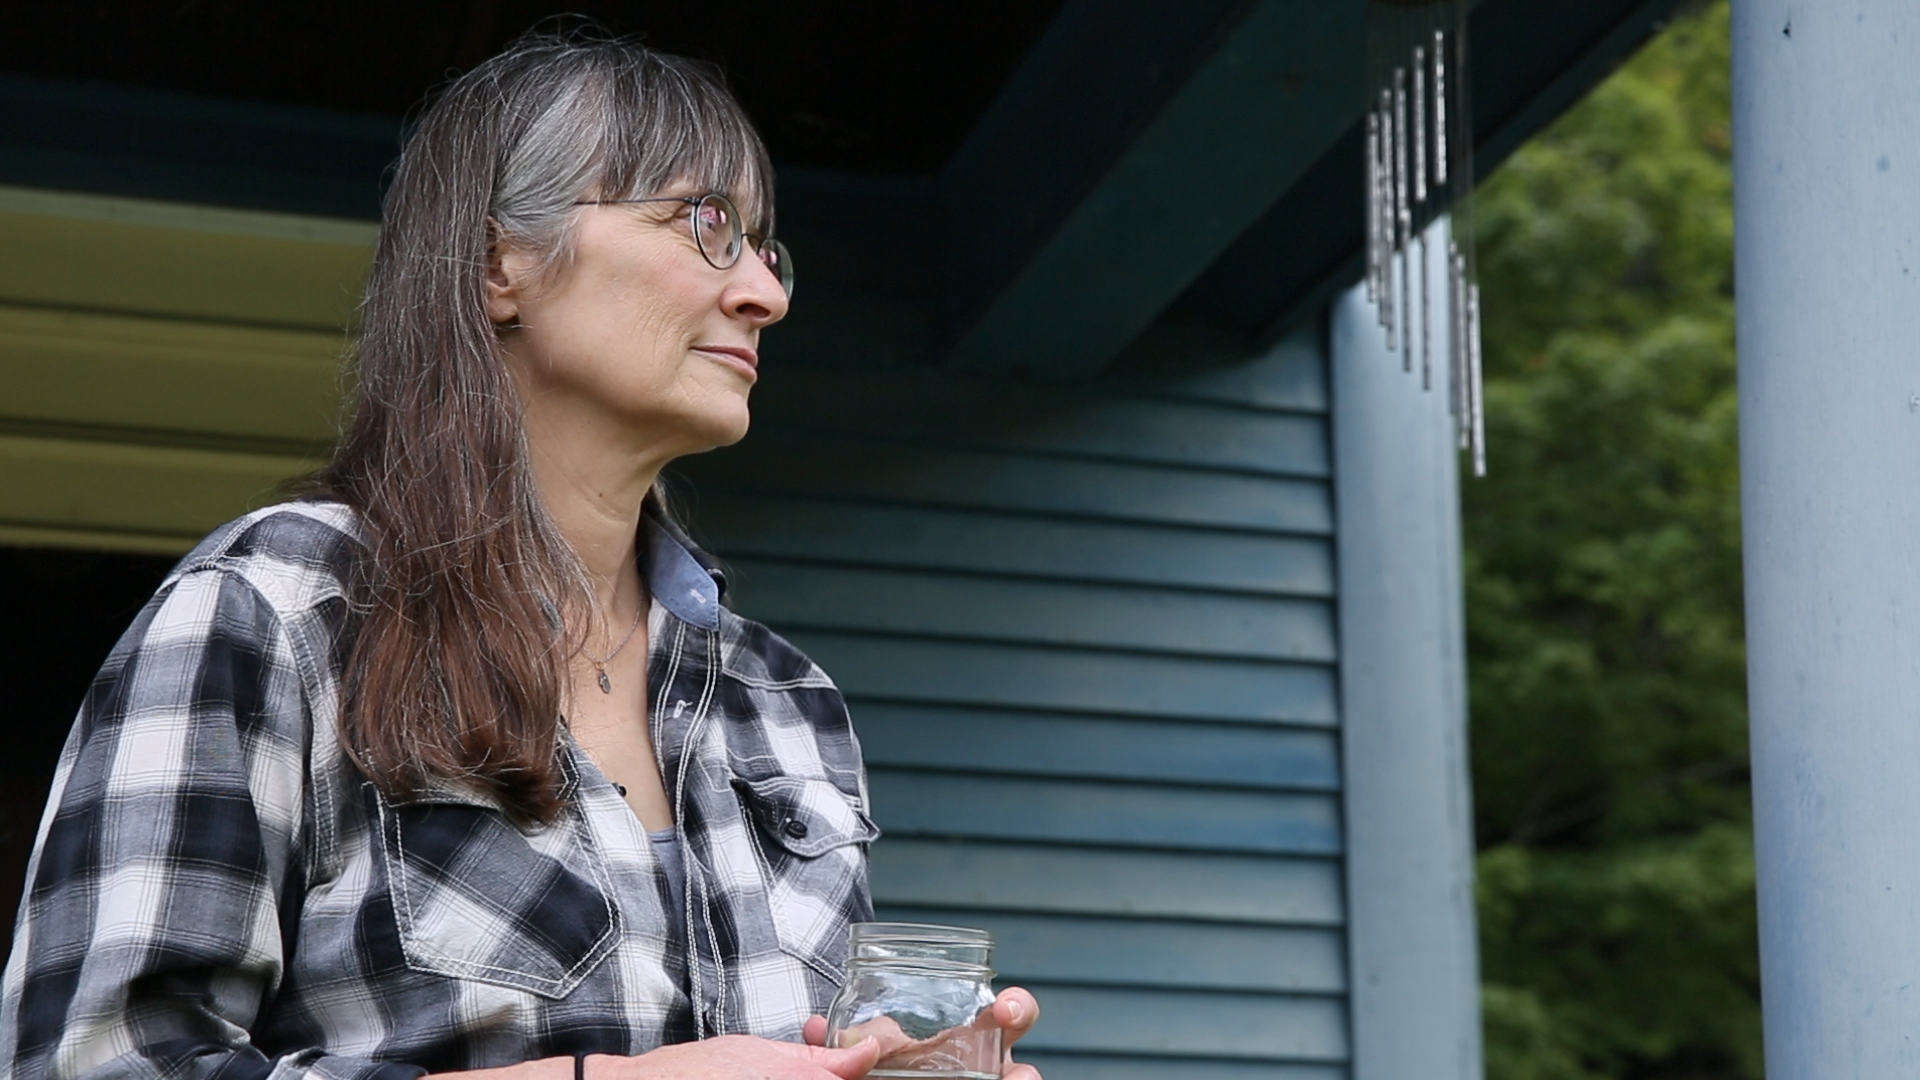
[0,501,879,1080]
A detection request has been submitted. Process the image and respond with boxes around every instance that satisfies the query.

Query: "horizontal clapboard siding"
[850,704,1341,789]
[692,493,1335,596]
[995,984,1347,1060]
[867,770,1341,855]
[750,372,1333,478]
[725,559,1336,661]
[869,908,1346,993]
[784,630,1337,726]
[683,432,1334,534]
[1016,1055,1346,1080]
[869,840,1343,924]
[681,321,1349,1077]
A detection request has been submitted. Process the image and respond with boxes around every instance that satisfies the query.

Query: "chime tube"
[1394,68,1411,370]
[1465,283,1484,476]
[1381,89,1398,346]
[1412,46,1428,204]
[1382,105,1397,332]
[1447,246,1459,415]
[1366,113,1380,303]
[1434,29,1449,187]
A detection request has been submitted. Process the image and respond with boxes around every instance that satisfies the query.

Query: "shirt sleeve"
[0,568,423,1080]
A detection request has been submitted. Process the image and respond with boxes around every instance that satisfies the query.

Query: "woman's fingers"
[765,1036,882,1079]
[798,1015,914,1061]
[992,986,1041,1044]
[800,986,1040,1075]
[992,988,1043,1079]
[602,1034,883,1080]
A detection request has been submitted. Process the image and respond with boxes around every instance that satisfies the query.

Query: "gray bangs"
[594,55,774,229]
[490,36,775,259]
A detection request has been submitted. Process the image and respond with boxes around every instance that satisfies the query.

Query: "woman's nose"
[725,257,789,326]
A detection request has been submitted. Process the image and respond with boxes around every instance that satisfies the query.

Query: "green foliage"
[1464,3,1759,1076]
[1478,828,1761,1080]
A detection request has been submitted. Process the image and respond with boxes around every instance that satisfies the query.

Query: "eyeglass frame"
[570,192,792,298]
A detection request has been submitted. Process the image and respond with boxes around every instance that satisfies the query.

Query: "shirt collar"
[641,515,723,631]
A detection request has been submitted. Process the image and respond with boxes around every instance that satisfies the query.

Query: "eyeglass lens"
[760,239,793,298]
[691,194,793,298]
[693,195,743,267]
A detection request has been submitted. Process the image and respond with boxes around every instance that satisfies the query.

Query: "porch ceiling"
[0,1,1065,176]
[0,0,1691,379]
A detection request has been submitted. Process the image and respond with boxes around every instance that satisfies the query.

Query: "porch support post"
[1733,3,1920,1076]
[1332,219,1483,1080]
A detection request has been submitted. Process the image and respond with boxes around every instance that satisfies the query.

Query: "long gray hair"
[318,32,773,822]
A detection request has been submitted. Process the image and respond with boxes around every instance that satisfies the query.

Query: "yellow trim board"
[0,185,381,246]
[0,304,347,445]
[0,185,377,330]
[0,432,318,543]
[0,523,201,556]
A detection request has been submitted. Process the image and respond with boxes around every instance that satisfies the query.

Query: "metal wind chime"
[1365,0,1485,474]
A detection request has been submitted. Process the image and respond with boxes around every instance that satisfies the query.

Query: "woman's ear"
[485,218,531,327]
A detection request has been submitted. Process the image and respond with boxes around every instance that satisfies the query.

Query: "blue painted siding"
[675,320,1347,1078]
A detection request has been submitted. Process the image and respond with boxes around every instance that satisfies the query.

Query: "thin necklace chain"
[584,600,645,695]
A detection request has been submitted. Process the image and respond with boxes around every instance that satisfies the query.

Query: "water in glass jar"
[828,922,1004,1079]
[850,1017,1000,1079]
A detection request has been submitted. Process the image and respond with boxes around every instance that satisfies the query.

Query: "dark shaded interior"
[0,1,1063,174]
[0,548,175,955]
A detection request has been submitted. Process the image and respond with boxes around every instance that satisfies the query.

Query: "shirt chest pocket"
[375,790,622,999]
[733,775,881,978]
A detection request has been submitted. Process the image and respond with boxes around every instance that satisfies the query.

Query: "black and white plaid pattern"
[0,502,878,1080]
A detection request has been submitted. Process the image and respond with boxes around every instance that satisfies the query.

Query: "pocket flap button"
[782,817,810,840]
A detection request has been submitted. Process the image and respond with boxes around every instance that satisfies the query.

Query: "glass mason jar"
[825,922,1002,1079]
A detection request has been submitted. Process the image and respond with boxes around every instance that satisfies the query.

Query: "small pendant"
[597,669,613,694]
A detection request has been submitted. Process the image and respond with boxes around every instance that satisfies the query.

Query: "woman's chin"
[707,412,751,449]
[595,387,753,461]
[672,405,752,455]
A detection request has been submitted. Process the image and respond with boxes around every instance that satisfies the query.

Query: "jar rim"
[845,954,996,980]
[849,920,992,943]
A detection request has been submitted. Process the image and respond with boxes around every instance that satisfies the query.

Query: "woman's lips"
[693,345,759,377]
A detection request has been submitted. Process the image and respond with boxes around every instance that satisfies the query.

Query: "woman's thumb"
[817,1035,883,1079]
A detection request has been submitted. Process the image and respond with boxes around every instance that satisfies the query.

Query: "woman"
[0,34,1039,1080]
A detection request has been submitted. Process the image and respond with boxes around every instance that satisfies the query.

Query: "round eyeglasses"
[573,192,793,298]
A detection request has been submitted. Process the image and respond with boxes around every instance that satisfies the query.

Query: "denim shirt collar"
[641,515,723,631]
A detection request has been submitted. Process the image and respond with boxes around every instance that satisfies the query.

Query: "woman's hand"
[802,986,1043,1080]
[585,1037,881,1080]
